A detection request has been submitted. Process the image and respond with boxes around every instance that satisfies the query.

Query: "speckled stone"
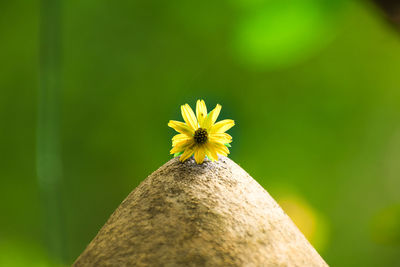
[73,156,328,267]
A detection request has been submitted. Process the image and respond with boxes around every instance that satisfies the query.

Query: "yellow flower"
[168,100,235,164]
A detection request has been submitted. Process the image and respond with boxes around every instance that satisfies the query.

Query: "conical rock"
[74,156,328,266]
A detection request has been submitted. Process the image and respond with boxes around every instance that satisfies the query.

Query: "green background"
[1,0,400,266]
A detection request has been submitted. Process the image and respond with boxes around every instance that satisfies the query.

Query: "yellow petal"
[179,145,195,162]
[181,104,198,131]
[168,120,194,136]
[196,100,207,128]
[205,143,218,161]
[209,133,232,144]
[203,104,221,130]
[170,139,193,154]
[172,133,189,141]
[208,140,229,154]
[194,145,206,164]
[214,145,229,156]
[170,146,182,154]
[214,142,230,155]
[210,119,235,133]
[172,134,192,146]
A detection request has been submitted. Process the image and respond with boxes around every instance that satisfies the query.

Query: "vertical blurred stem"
[37,0,66,263]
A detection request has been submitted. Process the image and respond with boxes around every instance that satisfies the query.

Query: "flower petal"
[210,119,235,133]
[181,104,198,131]
[170,139,194,154]
[194,145,206,164]
[205,142,218,161]
[203,104,221,130]
[172,134,192,146]
[209,133,232,144]
[196,99,207,128]
[214,142,230,155]
[168,120,194,136]
[179,145,196,162]
[170,145,183,154]
[208,139,230,154]
[214,145,229,156]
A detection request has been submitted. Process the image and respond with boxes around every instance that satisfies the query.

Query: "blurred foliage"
[370,204,400,246]
[1,0,400,266]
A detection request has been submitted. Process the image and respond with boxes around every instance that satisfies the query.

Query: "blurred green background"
[1,0,400,266]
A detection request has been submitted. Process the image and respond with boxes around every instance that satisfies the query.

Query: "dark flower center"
[194,128,208,144]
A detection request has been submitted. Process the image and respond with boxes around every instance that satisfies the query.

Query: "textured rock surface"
[74,156,328,267]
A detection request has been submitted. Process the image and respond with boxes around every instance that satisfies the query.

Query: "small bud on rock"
[74,157,328,266]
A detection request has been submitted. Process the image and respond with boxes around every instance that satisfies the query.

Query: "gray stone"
[74,156,328,266]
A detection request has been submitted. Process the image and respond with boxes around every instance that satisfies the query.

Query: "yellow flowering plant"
[168,100,235,164]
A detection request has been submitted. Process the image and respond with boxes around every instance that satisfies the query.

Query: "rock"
[73,156,328,266]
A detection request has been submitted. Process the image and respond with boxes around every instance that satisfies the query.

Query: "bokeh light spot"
[277,192,329,252]
[0,238,65,267]
[232,1,336,69]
